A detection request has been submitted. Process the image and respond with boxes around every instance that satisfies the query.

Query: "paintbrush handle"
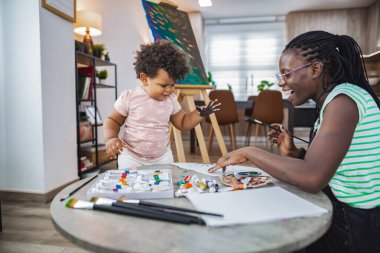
[257,121,310,144]
[60,174,98,201]
[113,202,205,225]
[94,204,193,225]
[139,200,224,217]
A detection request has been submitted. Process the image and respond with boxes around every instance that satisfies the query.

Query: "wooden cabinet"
[286,8,369,53]
[75,43,118,178]
[364,51,380,97]
[285,0,380,55]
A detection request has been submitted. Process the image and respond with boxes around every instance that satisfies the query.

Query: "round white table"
[51,164,332,253]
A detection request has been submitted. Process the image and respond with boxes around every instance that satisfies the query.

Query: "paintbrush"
[117,198,224,217]
[252,119,310,144]
[90,197,206,225]
[66,198,204,225]
[60,174,98,201]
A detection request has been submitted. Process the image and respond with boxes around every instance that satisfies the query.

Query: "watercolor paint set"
[86,169,174,200]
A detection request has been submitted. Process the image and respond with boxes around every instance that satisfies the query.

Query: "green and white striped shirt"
[314,83,380,209]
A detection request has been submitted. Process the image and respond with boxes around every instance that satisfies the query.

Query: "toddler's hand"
[196,99,221,117]
[105,138,128,159]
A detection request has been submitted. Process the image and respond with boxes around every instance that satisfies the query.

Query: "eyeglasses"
[276,63,312,84]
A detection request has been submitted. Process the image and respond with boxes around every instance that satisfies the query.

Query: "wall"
[0,0,77,193]
[0,0,5,187]
[0,0,45,192]
[286,8,369,54]
[40,4,77,191]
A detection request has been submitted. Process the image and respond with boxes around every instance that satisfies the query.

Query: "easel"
[171,85,227,163]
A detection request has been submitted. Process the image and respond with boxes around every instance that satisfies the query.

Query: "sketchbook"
[186,186,328,227]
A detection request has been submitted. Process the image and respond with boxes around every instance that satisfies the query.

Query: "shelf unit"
[75,46,118,178]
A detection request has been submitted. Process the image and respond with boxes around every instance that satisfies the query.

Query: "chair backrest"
[252,90,284,124]
[205,90,239,125]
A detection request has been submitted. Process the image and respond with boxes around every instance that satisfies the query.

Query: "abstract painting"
[142,0,208,85]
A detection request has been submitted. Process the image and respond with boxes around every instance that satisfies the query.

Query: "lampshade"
[74,11,102,36]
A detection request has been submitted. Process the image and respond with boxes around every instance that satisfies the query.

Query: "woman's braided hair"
[284,30,380,109]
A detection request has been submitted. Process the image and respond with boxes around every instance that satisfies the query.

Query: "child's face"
[140,69,176,101]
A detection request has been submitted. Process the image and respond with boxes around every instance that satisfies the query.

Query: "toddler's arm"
[170,99,220,131]
[104,108,128,159]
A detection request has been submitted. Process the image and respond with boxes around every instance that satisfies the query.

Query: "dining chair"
[205,90,239,152]
[245,90,284,147]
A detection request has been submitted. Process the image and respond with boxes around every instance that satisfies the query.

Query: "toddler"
[104,40,219,168]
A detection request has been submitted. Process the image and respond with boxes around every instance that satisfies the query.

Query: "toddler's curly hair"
[133,40,190,81]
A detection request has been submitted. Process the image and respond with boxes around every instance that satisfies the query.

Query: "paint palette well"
[87,169,174,200]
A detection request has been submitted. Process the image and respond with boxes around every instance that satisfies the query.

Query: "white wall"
[0,0,77,193]
[39,4,77,191]
[0,0,5,187]
[0,0,45,192]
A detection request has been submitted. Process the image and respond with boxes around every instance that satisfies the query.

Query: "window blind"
[205,21,286,100]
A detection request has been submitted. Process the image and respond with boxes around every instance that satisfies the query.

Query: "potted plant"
[96,70,108,84]
[92,44,106,59]
[257,80,274,92]
[104,52,110,62]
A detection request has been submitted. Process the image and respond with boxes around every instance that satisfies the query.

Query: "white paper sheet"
[171,162,269,177]
[186,186,327,227]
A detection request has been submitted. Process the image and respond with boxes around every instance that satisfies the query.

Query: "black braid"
[285,31,380,109]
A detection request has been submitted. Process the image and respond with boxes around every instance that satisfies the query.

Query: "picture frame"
[85,105,102,125]
[41,0,76,22]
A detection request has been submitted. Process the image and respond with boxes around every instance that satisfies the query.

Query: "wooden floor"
[0,131,310,253]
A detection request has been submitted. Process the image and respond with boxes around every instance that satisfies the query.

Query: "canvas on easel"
[142,0,227,163]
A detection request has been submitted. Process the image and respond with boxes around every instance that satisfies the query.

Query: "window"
[205,21,286,100]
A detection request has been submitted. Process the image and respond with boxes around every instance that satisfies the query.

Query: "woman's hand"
[105,138,128,159]
[209,148,248,173]
[268,123,298,157]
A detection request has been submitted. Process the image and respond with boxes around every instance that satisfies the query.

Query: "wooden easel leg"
[208,126,214,152]
[201,90,227,156]
[172,91,185,162]
[185,95,210,163]
[173,126,186,162]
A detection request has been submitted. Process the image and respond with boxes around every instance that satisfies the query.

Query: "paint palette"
[221,174,272,189]
[86,169,174,200]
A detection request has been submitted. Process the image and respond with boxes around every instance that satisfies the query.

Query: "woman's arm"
[211,95,359,193]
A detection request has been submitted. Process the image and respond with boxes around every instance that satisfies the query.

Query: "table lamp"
[74,11,102,54]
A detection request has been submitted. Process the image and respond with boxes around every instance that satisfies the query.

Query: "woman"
[210,31,380,252]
